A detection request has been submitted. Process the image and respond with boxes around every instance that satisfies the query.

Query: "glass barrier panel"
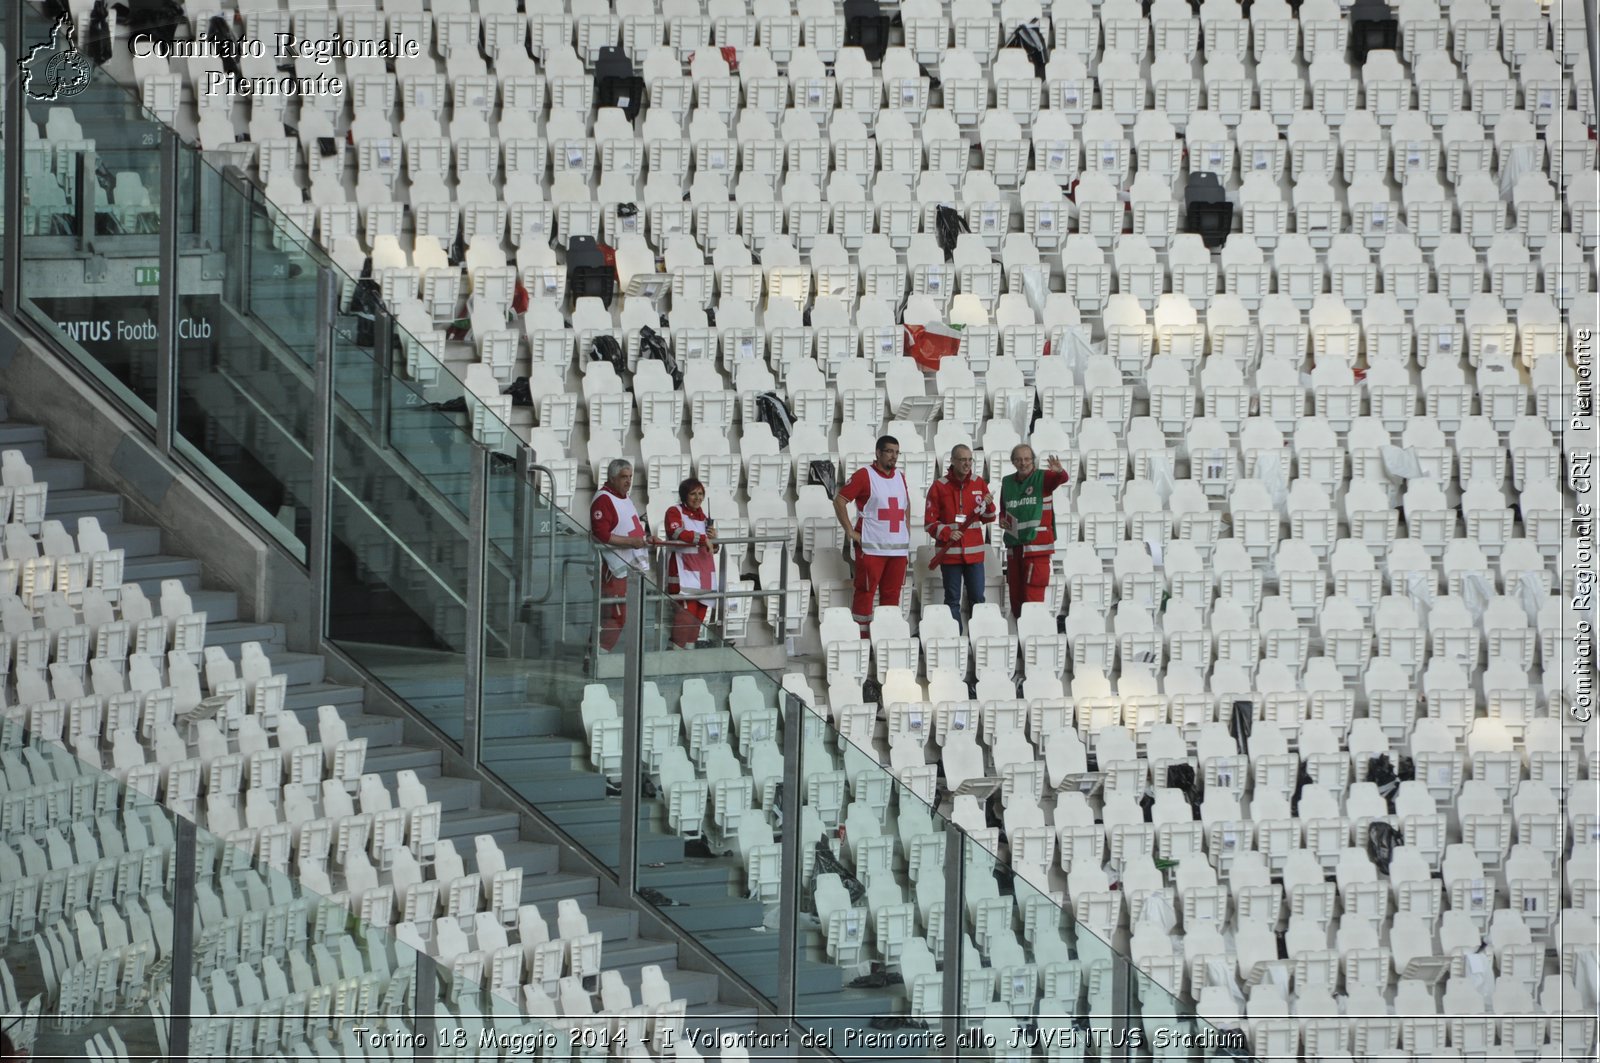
[15,1,170,419]
[629,588,788,1025]
[0,1,8,287]
[182,784,438,1061]
[325,306,473,746]
[952,827,1118,1063]
[0,729,175,1061]
[790,693,951,1060]
[479,453,623,868]
[172,153,318,561]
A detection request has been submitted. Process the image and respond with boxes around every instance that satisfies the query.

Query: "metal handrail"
[520,457,562,605]
[583,531,796,659]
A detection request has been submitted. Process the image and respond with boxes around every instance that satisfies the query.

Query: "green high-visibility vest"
[1001,470,1046,547]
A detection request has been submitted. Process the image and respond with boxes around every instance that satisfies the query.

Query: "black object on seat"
[566,236,615,306]
[1350,0,1400,64]
[594,46,644,121]
[1184,172,1234,250]
[844,0,890,62]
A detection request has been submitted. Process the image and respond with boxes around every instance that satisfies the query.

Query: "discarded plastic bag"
[590,334,626,377]
[810,460,839,498]
[639,325,680,388]
[1368,754,1400,811]
[934,204,969,259]
[755,391,796,449]
[812,834,866,905]
[1166,763,1202,819]
[1140,890,1178,934]
[1380,446,1428,481]
[504,377,533,407]
[1228,699,1254,756]
[1366,820,1404,874]
[1005,20,1050,77]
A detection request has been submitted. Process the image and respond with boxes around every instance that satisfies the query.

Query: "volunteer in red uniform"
[662,477,717,648]
[999,444,1071,618]
[925,444,996,627]
[590,459,651,652]
[834,435,912,638]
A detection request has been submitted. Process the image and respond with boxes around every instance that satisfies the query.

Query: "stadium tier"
[0,0,1596,1060]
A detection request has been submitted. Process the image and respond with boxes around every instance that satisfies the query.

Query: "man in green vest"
[999,444,1070,618]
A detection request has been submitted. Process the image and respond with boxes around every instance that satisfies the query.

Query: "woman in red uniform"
[662,478,718,648]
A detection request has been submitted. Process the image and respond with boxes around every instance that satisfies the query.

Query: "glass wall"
[326,309,474,746]
[0,1,8,292]
[14,1,175,419]
[789,693,949,1057]
[172,156,317,560]
[631,605,796,1006]
[0,732,176,1060]
[0,722,447,1060]
[480,451,625,861]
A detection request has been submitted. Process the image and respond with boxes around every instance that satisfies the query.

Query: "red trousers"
[599,574,629,652]
[1007,548,1051,618]
[670,599,709,648]
[851,552,908,636]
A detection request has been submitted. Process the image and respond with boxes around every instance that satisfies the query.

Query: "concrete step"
[481,735,585,764]
[637,860,750,905]
[514,796,686,867]
[461,839,562,880]
[285,709,404,749]
[480,704,566,739]
[99,521,163,558]
[0,422,47,460]
[518,870,601,908]
[439,806,521,845]
[364,743,444,777]
[206,620,286,651]
[41,488,123,525]
[412,773,479,813]
[608,955,718,1007]
[189,589,240,624]
[596,942,691,987]
[31,457,85,492]
[691,929,848,1001]
[558,903,640,946]
[486,763,609,806]
[284,682,366,712]
[123,554,203,593]
[640,895,768,935]
[582,833,689,870]
[201,647,326,687]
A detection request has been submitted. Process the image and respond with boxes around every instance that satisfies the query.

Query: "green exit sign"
[134,266,159,286]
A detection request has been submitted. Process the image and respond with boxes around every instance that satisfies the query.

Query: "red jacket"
[924,469,995,565]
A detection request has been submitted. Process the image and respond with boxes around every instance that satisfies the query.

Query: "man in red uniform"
[834,435,912,638]
[999,444,1071,618]
[925,444,996,628]
[589,458,651,652]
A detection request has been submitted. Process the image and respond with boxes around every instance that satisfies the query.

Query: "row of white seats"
[785,689,1597,1048]
[172,25,1592,136]
[194,0,1592,76]
[231,93,1591,196]
[248,128,1594,274]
